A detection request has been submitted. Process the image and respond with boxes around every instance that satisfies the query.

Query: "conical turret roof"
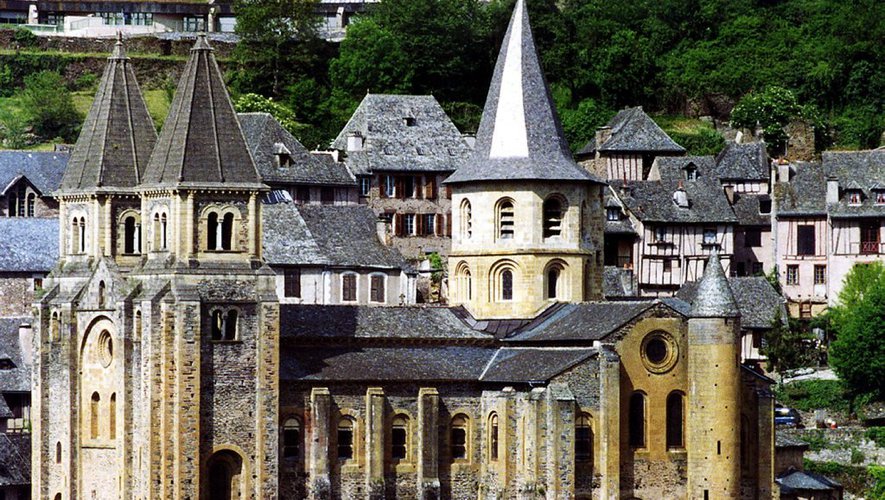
[60,35,157,193]
[141,34,264,189]
[445,0,600,185]
[691,252,739,318]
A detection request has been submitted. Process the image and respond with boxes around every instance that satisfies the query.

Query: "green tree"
[762,312,815,373]
[730,86,801,153]
[234,93,309,142]
[329,19,414,97]
[20,71,81,142]
[829,262,885,399]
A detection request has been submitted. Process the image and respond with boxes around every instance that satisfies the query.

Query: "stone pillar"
[545,384,576,499]
[308,387,331,500]
[756,389,775,499]
[517,388,544,499]
[598,345,620,500]
[417,387,440,500]
[365,387,385,499]
[248,192,258,259]
[102,196,112,256]
[500,386,516,496]
[183,192,195,260]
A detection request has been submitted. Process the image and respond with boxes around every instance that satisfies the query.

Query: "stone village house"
[30,3,777,499]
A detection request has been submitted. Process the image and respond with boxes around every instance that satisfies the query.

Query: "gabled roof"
[444,0,599,184]
[731,192,771,226]
[714,141,769,182]
[238,112,355,186]
[60,37,157,193]
[678,276,785,329]
[142,35,264,190]
[0,151,66,195]
[776,469,841,493]
[479,347,597,382]
[823,149,885,218]
[603,266,638,298]
[262,203,407,269]
[331,94,471,175]
[690,253,739,318]
[0,218,58,272]
[612,156,737,224]
[578,107,685,155]
[773,162,827,216]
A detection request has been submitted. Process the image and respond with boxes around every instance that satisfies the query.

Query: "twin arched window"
[210,309,238,341]
[8,188,35,217]
[207,211,235,251]
[152,212,168,251]
[88,391,117,441]
[71,216,86,254]
[627,391,684,450]
[123,214,141,254]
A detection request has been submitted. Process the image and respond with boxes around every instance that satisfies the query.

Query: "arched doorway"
[205,450,243,499]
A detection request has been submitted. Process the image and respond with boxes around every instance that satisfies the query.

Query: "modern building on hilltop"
[30,3,776,499]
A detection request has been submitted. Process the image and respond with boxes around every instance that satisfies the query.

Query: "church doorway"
[206,450,243,499]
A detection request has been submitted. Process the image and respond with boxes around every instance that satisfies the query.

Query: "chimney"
[376,217,392,246]
[18,323,33,366]
[673,181,689,208]
[826,176,839,204]
[595,126,612,155]
[734,131,744,144]
[346,132,364,152]
[778,160,791,183]
[723,184,735,205]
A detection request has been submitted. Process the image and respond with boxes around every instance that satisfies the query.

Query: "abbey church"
[30,1,776,498]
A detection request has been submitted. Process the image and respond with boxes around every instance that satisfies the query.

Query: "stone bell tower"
[445,0,605,320]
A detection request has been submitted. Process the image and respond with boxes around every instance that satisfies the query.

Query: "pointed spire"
[691,252,739,318]
[141,34,264,189]
[59,36,157,193]
[446,0,599,184]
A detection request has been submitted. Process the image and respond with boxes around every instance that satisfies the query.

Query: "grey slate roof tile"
[774,162,826,216]
[0,218,58,272]
[0,151,67,195]
[505,301,663,342]
[480,347,597,382]
[731,193,771,226]
[444,0,600,185]
[332,94,470,176]
[714,141,769,181]
[238,112,355,186]
[578,107,685,155]
[678,276,785,329]
[0,434,29,487]
[60,38,157,193]
[299,205,406,268]
[603,266,638,298]
[823,149,885,218]
[261,203,326,265]
[612,156,737,224]
[0,318,32,393]
[776,469,841,492]
[690,253,739,318]
[142,35,265,189]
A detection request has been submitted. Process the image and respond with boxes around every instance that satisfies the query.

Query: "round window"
[98,330,113,368]
[640,331,678,374]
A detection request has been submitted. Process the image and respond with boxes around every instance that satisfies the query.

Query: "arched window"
[211,310,224,340]
[337,417,355,460]
[207,450,242,500]
[460,199,472,239]
[450,414,468,460]
[629,392,646,448]
[497,199,515,240]
[90,392,100,439]
[455,262,472,302]
[109,393,116,440]
[55,441,61,463]
[134,310,142,337]
[208,212,219,250]
[160,214,167,250]
[26,193,35,217]
[70,217,79,253]
[222,213,234,250]
[50,311,59,341]
[123,215,139,254]
[391,415,409,460]
[576,413,593,461]
[98,281,106,308]
[488,413,499,461]
[666,392,684,449]
[224,310,238,340]
[546,263,564,300]
[54,494,61,500]
[153,213,161,250]
[79,217,86,253]
[283,417,301,458]
[501,269,513,301]
[543,197,564,238]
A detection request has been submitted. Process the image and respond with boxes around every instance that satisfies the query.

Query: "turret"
[444,0,605,320]
[686,252,742,498]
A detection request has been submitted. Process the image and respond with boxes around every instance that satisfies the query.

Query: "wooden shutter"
[445,214,452,237]
[416,213,424,236]
[445,185,452,199]
[396,177,405,199]
[435,214,443,237]
[395,214,404,236]
[425,177,437,199]
[379,175,387,198]
[343,274,356,301]
[370,275,384,302]
[284,268,301,298]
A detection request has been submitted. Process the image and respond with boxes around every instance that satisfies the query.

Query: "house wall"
[0,188,59,218]
[775,217,828,313]
[0,272,46,317]
[733,225,774,276]
[828,218,884,306]
[273,267,414,306]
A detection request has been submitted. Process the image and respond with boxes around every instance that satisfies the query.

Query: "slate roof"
[578,107,685,156]
[603,266,638,298]
[731,193,771,226]
[714,141,769,181]
[690,253,739,318]
[0,218,58,272]
[480,348,597,382]
[280,305,491,341]
[0,318,32,393]
[773,162,826,216]
[238,112,355,186]
[776,469,841,493]
[281,345,493,382]
[0,151,66,196]
[505,300,670,343]
[331,94,470,175]
[775,433,809,449]
[60,37,157,193]
[444,0,600,185]
[823,149,885,218]
[261,202,325,265]
[678,276,785,329]
[611,156,737,224]
[0,434,29,487]
[142,35,265,190]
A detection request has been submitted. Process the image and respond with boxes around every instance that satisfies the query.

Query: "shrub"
[869,465,885,500]
[865,427,885,448]
[774,380,851,413]
[234,93,307,142]
[669,128,725,156]
[804,460,872,495]
[73,73,99,91]
[11,27,37,48]
[20,70,82,142]
[851,448,866,465]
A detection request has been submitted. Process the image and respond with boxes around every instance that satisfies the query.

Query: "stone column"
[757,388,775,499]
[308,387,331,500]
[598,345,620,500]
[365,387,385,499]
[417,387,440,500]
[517,388,544,499]
[248,192,258,259]
[545,384,576,499]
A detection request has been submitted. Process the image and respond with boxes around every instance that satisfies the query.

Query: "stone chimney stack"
[376,217,392,246]
[826,176,839,204]
[778,161,791,183]
[346,132,364,152]
[18,323,32,366]
[595,126,612,158]
[673,181,689,208]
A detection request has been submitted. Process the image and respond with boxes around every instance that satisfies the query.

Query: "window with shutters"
[369,274,385,303]
[384,176,396,198]
[403,214,415,236]
[284,268,301,298]
[575,413,592,461]
[342,273,357,302]
[497,199,515,240]
[797,225,816,256]
[359,177,371,197]
[423,214,436,236]
[424,177,437,199]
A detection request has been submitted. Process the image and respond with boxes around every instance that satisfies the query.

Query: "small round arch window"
[640,330,678,373]
[98,330,113,368]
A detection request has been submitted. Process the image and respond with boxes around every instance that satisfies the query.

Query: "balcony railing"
[860,241,880,254]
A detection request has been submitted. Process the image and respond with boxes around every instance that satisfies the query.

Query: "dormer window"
[847,191,862,205]
[403,117,416,127]
[606,208,620,221]
[273,143,293,167]
[0,358,15,370]
[683,164,698,181]
[877,191,885,205]
[759,198,772,215]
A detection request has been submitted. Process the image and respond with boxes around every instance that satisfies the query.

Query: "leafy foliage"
[865,427,885,448]
[730,86,801,153]
[234,93,308,141]
[762,312,816,373]
[829,263,885,399]
[20,71,81,142]
[870,465,885,500]
[774,380,852,413]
